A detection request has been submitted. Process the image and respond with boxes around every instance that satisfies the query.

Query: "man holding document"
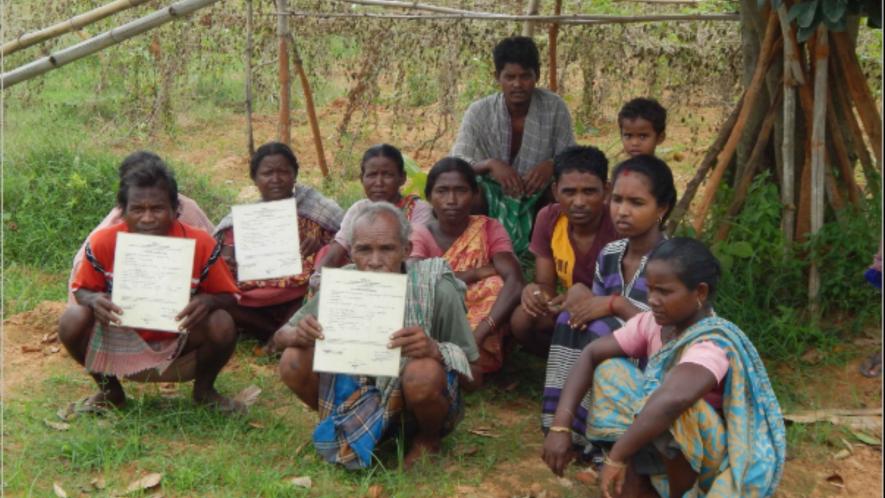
[274,202,481,469]
[59,155,243,413]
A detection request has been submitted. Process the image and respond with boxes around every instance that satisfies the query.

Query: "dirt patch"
[777,445,883,497]
[2,301,69,397]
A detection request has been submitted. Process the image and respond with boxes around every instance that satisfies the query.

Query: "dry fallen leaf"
[248,421,265,429]
[367,484,385,498]
[468,427,500,438]
[825,472,845,488]
[575,469,597,485]
[233,385,262,407]
[556,477,573,488]
[45,345,61,355]
[41,332,59,344]
[21,345,41,353]
[53,482,68,497]
[90,476,106,490]
[125,472,163,494]
[44,419,71,431]
[833,449,851,459]
[288,476,312,489]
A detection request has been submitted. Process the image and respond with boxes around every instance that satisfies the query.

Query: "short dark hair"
[425,157,479,199]
[553,145,609,183]
[493,36,541,77]
[612,154,677,224]
[618,98,667,135]
[116,152,179,212]
[250,142,298,180]
[360,144,405,176]
[648,237,722,303]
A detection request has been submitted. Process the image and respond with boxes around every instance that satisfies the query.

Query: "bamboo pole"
[245,0,255,156]
[289,34,329,178]
[666,97,742,233]
[522,0,541,36]
[826,89,860,205]
[1,0,222,88]
[832,31,882,167]
[690,11,780,235]
[831,59,876,188]
[782,84,797,244]
[282,9,740,24]
[327,1,740,24]
[1,0,152,57]
[548,0,562,92]
[809,25,828,315]
[277,0,291,146]
[776,3,805,86]
[715,89,782,242]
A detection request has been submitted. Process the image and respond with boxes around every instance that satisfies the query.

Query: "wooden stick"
[715,89,782,242]
[245,0,255,157]
[826,86,860,205]
[1,0,222,88]
[830,58,877,188]
[776,3,805,85]
[809,25,829,315]
[1,0,152,57]
[522,0,541,36]
[690,11,780,235]
[289,34,329,178]
[548,0,562,92]
[667,96,742,233]
[796,134,813,240]
[282,9,739,24]
[325,1,740,23]
[277,0,291,146]
[832,31,882,166]
[782,83,797,245]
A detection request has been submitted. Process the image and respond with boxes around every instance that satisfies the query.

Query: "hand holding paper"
[232,197,302,281]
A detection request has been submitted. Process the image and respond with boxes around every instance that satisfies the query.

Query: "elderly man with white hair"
[273,201,481,470]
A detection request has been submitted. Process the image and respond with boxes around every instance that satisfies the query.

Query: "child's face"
[619,117,664,157]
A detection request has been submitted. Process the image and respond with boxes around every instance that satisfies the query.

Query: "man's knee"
[278,347,311,386]
[402,358,446,404]
[58,304,94,345]
[509,307,532,340]
[204,309,236,346]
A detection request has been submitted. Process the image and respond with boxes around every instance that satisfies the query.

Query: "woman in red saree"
[410,157,524,374]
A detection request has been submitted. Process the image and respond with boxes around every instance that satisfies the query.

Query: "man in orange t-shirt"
[60,152,242,412]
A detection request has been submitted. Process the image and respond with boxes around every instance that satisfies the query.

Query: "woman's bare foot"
[403,435,441,470]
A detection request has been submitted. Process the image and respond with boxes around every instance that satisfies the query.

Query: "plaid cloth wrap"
[81,238,223,377]
[312,258,473,469]
[585,317,787,498]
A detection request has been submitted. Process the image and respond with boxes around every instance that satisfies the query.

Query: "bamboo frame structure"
[277,0,291,145]
[808,25,829,315]
[289,34,329,177]
[522,0,541,36]
[1,0,152,57]
[548,0,562,92]
[1,0,222,88]
[245,0,255,156]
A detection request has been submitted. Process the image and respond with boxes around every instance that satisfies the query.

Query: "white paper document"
[313,268,407,378]
[111,232,196,333]
[231,197,302,282]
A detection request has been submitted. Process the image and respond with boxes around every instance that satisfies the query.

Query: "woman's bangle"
[603,456,628,469]
[548,425,571,434]
[607,295,618,316]
[484,315,496,331]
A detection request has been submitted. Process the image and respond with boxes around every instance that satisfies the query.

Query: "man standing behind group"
[452,36,575,256]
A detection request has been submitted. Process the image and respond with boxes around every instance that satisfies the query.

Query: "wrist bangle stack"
[603,456,628,469]
[548,425,571,434]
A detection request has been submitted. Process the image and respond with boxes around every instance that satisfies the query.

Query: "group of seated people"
[57,35,786,497]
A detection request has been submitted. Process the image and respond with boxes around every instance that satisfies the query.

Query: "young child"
[542,237,785,498]
[510,145,618,357]
[541,154,677,456]
[618,97,667,158]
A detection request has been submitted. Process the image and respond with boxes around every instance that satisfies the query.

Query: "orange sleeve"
[70,230,115,293]
[197,236,240,295]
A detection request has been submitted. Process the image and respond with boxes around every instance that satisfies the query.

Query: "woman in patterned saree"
[541,155,677,458]
[409,157,524,375]
[543,237,786,498]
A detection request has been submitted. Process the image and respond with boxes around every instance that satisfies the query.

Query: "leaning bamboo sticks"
[1,0,222,89]
[281,10,740,24]
[808,25,829,315]
[277,0,291,146]
[1,0,152,57]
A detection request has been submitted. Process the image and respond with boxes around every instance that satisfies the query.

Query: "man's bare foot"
[403,435,441,470]
[193,388,246,415]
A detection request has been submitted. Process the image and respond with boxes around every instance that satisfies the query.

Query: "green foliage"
[402,154,428,198]
[777,0,881,41]
[699,172,882,360]
[3,147,235,274]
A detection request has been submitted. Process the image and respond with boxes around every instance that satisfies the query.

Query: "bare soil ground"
[4,302,881,497]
